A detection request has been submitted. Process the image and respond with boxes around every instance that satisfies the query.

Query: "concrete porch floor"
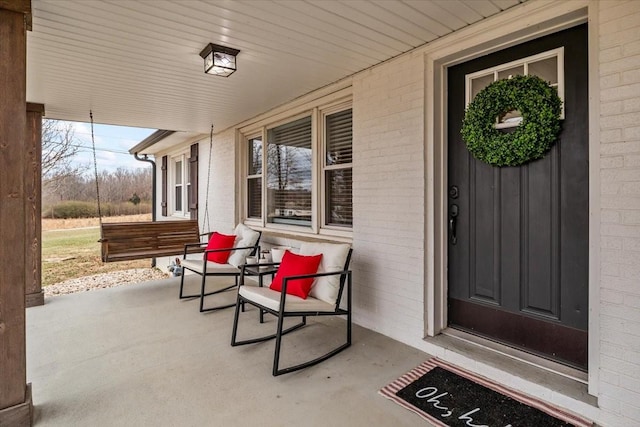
[27,274,433,426]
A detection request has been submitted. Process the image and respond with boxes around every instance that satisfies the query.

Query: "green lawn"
[42,227,152,286]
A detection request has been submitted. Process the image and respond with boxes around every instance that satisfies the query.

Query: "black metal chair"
[179,224,261,312]
[231,244,352,376]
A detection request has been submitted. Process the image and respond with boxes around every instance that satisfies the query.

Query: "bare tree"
[41,119,85,190]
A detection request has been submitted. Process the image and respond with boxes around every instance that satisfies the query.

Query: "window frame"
[465,47,565,126]
[169,150,191,218]
[241,98,353,238]
[320,102,353,232]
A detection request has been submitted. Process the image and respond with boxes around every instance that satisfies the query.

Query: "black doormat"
[379,358,592,427]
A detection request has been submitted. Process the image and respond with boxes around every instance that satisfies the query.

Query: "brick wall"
[351,54,425,343]
[204,128,237,234]
[598,1,640,424]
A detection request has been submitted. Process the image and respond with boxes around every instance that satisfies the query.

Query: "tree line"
[42,119,153,217]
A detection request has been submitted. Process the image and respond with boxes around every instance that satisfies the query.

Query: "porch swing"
[93,112,214,263]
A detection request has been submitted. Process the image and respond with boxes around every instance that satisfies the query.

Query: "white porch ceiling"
[27,0,525,134]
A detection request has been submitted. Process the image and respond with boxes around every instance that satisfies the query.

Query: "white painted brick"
[601,262,620,277]
[600,46,624,65]
[601,155,625,169]
[624,97,640,113]
[601,194,640,209]
[602,223,640,237]
[600,111,640,130]
[625,154,640,167]
[624,39,640,57]
[601,235,624,249]
[600,55,640,75]
[624,319,640,336]
[599,1,637,22]
[600,289,625,306]
[621,403,640,424]
[622,182,640,194]
[600,140,640,154]
[624,125,640,140]
[600,128,623,143]
[624,237,640,251]
[601,83,640,102]
[623,211,640,224]
[622,68,640,84]
[601,302,640,322]
[600,26,640,50]
[600,354,640,380]
[601,275,640,294]
[602,209,622,223]
[620,264,640,283]
[600,99,623,115]
[601,182,621,194]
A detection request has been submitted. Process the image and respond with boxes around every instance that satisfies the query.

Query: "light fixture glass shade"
[199,43,240,77]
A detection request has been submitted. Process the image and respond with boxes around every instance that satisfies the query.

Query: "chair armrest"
[203,244,259,256]
[183,242,207,258]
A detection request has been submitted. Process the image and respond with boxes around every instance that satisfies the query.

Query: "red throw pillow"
[270,250,323,299]
[205,232,236,264]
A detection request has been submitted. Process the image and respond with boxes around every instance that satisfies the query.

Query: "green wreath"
[461,74,562,167]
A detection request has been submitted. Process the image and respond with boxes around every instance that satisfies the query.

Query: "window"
[244,103,353,235]
[324,109,352,227]
[161,143,198,219]
[466,47,564,128]
[267,116,312,227]
[247,136,262,219]
[174,159,183,212]
[171,152,191,216]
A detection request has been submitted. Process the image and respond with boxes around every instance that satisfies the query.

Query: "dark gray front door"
[447,24,589,369]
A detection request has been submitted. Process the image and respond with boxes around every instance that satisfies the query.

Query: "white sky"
[58,120,156,174]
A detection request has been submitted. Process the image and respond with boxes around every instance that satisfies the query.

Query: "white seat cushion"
[298,242,350,304]
[181,259,240,275]
[227,224,261,268]
[239,285,336,313]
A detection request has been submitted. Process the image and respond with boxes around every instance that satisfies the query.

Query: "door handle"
[449,204,458,245]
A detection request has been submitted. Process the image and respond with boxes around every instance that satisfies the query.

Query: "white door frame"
[423,0,600,396]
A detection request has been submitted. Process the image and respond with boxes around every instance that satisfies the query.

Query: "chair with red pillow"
[231,242,352,376]
[179,224,261,312]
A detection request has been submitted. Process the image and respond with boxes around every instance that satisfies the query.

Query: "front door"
[447,24,589,369]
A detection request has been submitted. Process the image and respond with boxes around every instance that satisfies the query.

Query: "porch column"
[25,103,45,308]
[0,1,34,426]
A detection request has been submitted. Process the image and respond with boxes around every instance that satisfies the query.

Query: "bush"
[43,201,152,219]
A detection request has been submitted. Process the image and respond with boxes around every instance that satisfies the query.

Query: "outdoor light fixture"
[199,43,240,77]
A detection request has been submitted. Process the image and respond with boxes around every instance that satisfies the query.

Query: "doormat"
[379,358,592,427]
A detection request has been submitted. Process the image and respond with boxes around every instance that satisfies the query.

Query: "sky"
[58,120,157,174]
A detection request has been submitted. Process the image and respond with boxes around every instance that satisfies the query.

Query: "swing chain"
[90,110,103,226]
[201,124,214,236]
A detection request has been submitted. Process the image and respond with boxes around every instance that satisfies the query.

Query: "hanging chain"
[201,124,214,235]
[90,110,103,225]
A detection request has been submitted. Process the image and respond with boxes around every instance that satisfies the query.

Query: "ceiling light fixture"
[199,43,240,77]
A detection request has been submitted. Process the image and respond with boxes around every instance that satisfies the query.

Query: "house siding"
[200,128,237,234]
[351,53,425,344]
[598,0,640,424]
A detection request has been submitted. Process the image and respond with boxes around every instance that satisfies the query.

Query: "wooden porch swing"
[92,113,213,262]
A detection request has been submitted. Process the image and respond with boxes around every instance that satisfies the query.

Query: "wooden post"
[25,103,45,308]
[0,1,34,426]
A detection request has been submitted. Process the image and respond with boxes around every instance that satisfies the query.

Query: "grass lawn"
[42,217,155,287]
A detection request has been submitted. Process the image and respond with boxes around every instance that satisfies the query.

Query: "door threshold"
[425,328,596,407]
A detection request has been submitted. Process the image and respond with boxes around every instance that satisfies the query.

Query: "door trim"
[424,2,600,396]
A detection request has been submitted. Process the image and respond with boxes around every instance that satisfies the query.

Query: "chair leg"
[231,294,242,346]
[198,273,207,312]
[198,275,239,313]
[179,268,201,299]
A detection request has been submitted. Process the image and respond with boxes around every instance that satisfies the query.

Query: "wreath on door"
[461,74,562,167]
